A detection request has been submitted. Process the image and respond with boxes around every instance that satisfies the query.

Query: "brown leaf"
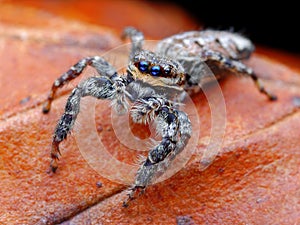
[0,2,299,225]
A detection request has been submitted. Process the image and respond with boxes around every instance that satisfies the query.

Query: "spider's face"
[127,50,186,90]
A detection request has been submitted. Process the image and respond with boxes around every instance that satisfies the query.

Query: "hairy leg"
[202,49,277,100]
[123,96,192,207]
[50,76,125,172]
[43,56,117,113]
[122,27,144,60]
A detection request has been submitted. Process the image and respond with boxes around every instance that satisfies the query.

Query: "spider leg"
[50,75,127,172]
[42,56,117,113]
[121,27,144,60]
[123,96,192,207]
[202,49,277,101]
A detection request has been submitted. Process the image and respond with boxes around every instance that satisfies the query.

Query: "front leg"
[123,97,192,207]
[50,75,125,172]
[42,56,117,113]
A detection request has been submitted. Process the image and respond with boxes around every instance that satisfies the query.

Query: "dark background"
[163,1,300,54]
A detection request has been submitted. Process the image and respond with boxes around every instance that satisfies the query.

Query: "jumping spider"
[42,27,277,207]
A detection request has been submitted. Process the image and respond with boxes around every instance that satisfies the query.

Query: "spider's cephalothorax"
[42,27,277,207]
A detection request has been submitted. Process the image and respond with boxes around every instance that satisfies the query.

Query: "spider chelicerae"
[42,27,277,207]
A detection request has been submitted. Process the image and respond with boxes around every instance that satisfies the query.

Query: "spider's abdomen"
[156,30,254,61]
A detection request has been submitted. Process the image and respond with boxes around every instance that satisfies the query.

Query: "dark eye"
[138,61,149,72]
[150,65,161,76]
[163,66,171,76]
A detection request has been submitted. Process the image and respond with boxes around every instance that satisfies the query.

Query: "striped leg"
[123,96,192,207]
[50,76,121,172]
[42,56,117,113]
[203,49,277,101]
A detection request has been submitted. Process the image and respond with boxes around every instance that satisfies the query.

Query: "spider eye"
[138,61,149,72]
[163,66,171,76]
[150,65,161,76]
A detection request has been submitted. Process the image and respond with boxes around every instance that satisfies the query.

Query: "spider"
[42,27,277,207]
